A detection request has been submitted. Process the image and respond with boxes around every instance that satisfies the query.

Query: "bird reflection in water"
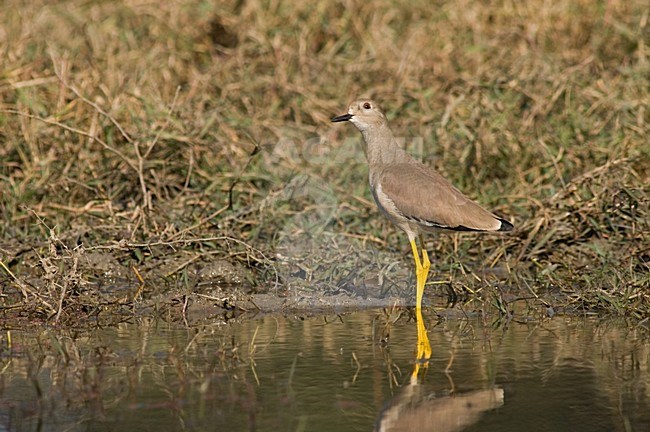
[375,312,504,432]
[374,384,504,432]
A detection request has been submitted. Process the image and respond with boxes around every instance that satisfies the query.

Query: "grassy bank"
[1,0,648,324]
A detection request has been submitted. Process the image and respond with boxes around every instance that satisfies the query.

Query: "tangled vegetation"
[0,0,648,325]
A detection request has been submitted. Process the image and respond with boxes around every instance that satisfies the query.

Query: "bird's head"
[331,99,387,132]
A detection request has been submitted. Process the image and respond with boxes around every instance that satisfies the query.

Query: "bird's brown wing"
[377,162,505,232]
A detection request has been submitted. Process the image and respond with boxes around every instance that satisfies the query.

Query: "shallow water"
[1,311,648,431]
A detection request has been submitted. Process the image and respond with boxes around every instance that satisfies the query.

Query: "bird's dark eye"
[363,102,371,109]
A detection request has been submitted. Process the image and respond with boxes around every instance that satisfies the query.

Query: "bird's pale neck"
[361,122,410,166]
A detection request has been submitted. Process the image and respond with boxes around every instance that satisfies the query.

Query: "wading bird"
[332,99,513,359]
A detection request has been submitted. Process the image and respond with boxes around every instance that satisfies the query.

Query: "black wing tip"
[441,218,514,232]
[447,224,479,232]
[497,218,514,232]
[405,215,514,232]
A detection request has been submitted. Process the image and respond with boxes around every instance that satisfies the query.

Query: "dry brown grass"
[0,0,648,323]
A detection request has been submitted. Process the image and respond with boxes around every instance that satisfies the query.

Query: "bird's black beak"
[331,113,353,122]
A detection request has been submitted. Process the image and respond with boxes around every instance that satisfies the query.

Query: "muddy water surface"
[1,311,648,431]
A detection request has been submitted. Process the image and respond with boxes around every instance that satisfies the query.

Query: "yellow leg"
[410,237,431,311]
[411,291,432,382]
[409,238,432,363]
[419,235,431,309]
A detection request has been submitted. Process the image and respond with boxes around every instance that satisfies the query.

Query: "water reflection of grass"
[0,0,648,323]
[1,315,648,429]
